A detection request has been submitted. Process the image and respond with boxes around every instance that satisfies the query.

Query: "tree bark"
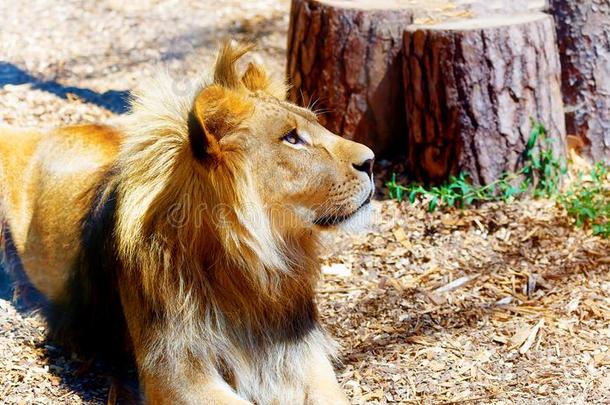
[286,0,413,156]
[548,0,610,163]
[402,13,567,185]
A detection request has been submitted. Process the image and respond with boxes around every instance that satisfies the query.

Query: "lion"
[0,43,375,404]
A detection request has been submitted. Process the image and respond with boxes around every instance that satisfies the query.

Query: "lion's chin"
[337,202,373,232]
[314,199,373,232]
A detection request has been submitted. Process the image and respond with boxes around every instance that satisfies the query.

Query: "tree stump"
[402,13,567,185]
[548,0,610,163]
[287,0,414,155]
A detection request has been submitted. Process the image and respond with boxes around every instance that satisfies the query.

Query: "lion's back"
[0,124,122,300]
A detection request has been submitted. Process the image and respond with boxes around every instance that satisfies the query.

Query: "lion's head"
[116,42,375,303]
[187,43,375,232]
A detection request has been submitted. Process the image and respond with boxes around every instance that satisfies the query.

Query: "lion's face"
[189,44,374,231]
[225,97,375,229]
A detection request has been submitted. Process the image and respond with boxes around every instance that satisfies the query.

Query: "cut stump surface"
[548,0,610,163]
[287,0,413,155]
[402,12,566,184]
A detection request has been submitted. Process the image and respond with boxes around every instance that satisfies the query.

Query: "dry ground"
[1,1,609,404]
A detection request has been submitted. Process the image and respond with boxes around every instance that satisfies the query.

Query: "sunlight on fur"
[0,42,375,404]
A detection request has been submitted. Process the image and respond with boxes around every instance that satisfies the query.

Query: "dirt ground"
[1,1,609,404]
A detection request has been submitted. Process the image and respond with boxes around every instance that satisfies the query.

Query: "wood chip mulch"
[320,197,610,404]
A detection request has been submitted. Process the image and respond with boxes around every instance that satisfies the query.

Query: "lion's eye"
[282,129,303,145]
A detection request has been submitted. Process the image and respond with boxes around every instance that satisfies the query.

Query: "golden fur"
[0,43,375,404]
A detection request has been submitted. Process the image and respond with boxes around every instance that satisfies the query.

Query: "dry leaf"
[321,263,351,277]
[509,325,533,349]
[393,227,412,249]
[429,360,446,372]
[519,320,544,354]
[435,274,480,294]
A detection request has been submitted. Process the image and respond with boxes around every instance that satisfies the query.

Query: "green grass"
[386,123,609,237]
[559,162,609,237]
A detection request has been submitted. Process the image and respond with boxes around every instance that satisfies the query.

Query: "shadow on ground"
[0,62,130,114]
[1,233,136,404]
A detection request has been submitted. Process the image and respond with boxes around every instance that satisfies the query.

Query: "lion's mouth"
[314,193,372,227]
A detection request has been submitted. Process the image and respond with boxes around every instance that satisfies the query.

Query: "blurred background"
[0,0,287,127]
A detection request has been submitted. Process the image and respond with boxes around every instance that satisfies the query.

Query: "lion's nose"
[352,158,374,179]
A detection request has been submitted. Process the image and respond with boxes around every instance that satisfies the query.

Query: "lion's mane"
[47,45,334,401]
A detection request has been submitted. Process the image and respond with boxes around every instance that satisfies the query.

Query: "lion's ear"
[189,85,253,161]
[214,41,254,90]
[242,63,287,100]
